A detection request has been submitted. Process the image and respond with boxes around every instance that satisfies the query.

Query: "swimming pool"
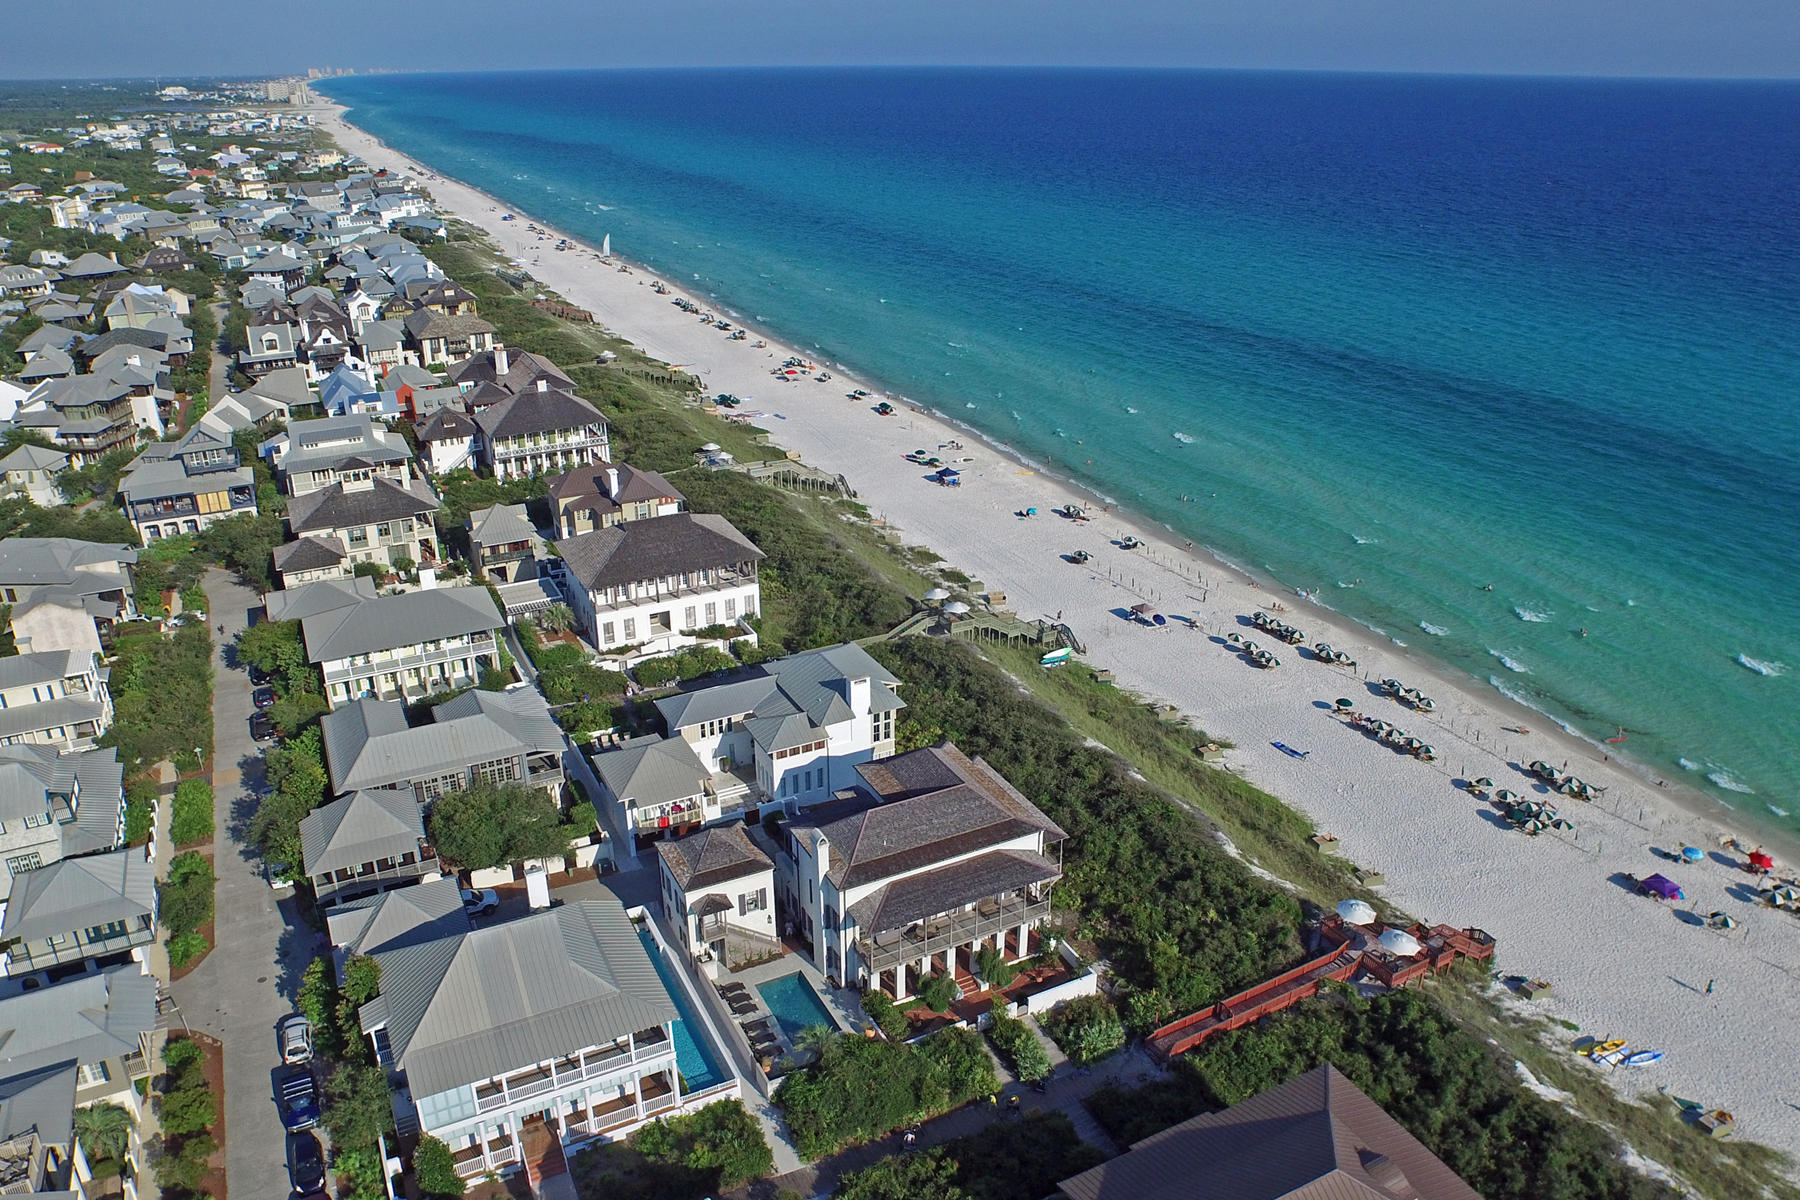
[754,972,841,1044]
[636,929,727,1092]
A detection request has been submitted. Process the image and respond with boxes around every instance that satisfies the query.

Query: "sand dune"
[317,103,1800,1169]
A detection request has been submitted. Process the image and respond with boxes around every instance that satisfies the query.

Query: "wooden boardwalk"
[1146,919,1496,1061]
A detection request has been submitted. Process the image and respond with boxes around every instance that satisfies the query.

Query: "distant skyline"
[1,0,1797,81]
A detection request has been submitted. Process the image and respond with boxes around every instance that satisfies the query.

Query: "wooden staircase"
[521,1118,567,1192]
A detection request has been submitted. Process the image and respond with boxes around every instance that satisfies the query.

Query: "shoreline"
[311,97,1800,1165]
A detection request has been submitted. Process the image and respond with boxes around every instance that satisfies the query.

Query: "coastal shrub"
[166,932,210,970]
[101,622,213,772]
[974,945,1017,990]
[869,637,1303,1024]
[197,511,287,590]
[1085,989,1677,1200]
[985,1004,1050,1083]
[775,1034,946,1159]
[0,496,137,545]
[631,656,681,688]
[834,1111,1103,1200]
[1042,995,1125,1067]
[123,777,156,844]
[169,779,214,847]
[917,1026,1000,1106]
[413,1135,466,1198]
[917,971,958,1014]
[860,989,911,1040]
[158,852,215,952]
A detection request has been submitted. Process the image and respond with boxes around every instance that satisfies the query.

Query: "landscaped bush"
[569,1100,772,1200]
[985,1003,1050,1083]
[412,1135,466,1198]
[123,777,156,844]
[631,656,681,688]
[159,851,215,969]
[833,1111,1103,1200]
[918,971,958,1014]
[1041,994,1124,1067]
[102,622,213,772]
[974,945,1017,990]
[776,1033,960,1160]
[169,779,214,847]
[860,989,911,1040]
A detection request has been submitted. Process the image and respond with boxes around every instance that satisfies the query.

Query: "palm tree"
[73,1102,133,1165]
[794,1023,840,1063]
[536,603,576,635]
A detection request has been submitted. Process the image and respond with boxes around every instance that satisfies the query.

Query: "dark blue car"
[280,1071,320,1133]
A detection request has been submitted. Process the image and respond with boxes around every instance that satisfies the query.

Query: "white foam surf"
[1418,621,1448,636]
[1737,654,1787,677]
[1707,769,1755,794]
[1514,607,1551,623]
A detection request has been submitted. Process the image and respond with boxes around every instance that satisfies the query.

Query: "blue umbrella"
[1681,845,1704,863]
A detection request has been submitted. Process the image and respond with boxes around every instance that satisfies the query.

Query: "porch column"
[1017,921,1032,958]
[633,1070,645,1120]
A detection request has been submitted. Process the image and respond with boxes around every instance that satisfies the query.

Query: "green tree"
[536,602,575,634]
[252,726,328,875]
[197,512,286,590]
[158,852,215,939]
[159,1085,218,1139]
[235,617,314,695]
[73,1102,133,1164]
[412,1135,466,1198]
[836,1153,970,1200]
[986,1004,1051,1084]
[918,971,958,1014]
[974,946,1017,990]
[1043,995,1124,1067]
[860,989,910,1041]
[323,1062,397,1149]
[426,782,571,871]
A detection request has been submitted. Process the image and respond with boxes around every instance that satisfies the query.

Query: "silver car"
[280,1015,313,1065]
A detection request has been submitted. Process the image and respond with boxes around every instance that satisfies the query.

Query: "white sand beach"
[317,102,1800,1167]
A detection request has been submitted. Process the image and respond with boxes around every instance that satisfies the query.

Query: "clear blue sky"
[2,0,1796,80]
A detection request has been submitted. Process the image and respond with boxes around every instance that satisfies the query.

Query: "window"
[601,622,616,644]
[743,594,757,616]
[683,606,696,629]
[23,812,51,829]
[622,618,636,641]
[472,756,519,787]
[742,888,768,914]
[5,852,42,875]
[705,602,716,624]
[78,1061,111,1086]
[347,527,369,547]
[725,598,736,620]
[86,920,129,942]
[872,711,893,742]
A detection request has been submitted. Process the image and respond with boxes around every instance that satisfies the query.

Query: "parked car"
[253,687,276,710]
[279,1071,319,1132]
[461,888,499,916]
[280,1015,313,1065]
[250,711,276,742]
[287,1132,326,1195]
[248,664,272,685]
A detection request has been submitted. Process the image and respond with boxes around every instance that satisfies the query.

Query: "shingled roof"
[556,513,762,592]
[286,476,439,536]
[473,387,605,441]
[656,823,771,892]
[1058,1063,1484,1200]
[791,743,1065,890]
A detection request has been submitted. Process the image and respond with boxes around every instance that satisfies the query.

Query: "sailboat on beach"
[601,234,611,258]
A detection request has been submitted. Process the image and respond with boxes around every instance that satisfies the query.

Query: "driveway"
[172,569,321,1200]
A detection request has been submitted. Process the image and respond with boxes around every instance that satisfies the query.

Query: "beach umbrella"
[943,601,971,616]
[1681,846,1704,863]
[925,587,951,602]
[700,442,721,452]
[1378,929,1422,957]
[1714,914,1739,930]
[1474,777,1495,789]
[1335,698,1356,711]
[1748,851,1774,870]
[1336,899,1377,926]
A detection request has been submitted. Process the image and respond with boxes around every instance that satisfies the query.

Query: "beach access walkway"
[1147,919,1496,1061]
[872,607,1085,654]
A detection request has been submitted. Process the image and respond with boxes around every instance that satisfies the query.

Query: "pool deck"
[727,953,865,1033]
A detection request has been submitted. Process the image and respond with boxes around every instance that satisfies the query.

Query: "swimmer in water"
[1578,628,1589,638]
[1481,584,1494,592]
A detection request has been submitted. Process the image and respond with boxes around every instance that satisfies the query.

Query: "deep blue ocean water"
[322,69,1800,835]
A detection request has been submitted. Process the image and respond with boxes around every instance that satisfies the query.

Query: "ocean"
[320,68,1800,836]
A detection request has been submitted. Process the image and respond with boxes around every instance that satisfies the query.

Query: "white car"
[461,888,499,916]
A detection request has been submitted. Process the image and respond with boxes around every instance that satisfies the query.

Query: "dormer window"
[261,334,279,352]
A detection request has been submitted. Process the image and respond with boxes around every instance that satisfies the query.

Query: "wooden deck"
[1146,919,1496,1061]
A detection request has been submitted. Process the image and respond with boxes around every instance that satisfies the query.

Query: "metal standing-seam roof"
[0,847,154,943]
[0,969,158,1102]
[326,876,468,959]
[651,642,903,739]
[362,893,679,1100]
[298,787,424,878]
[320,698,534,795]
[1057,1063,1484,1200]
[299,586,501,663]
[591,737,710,811]
[429,688,565,754]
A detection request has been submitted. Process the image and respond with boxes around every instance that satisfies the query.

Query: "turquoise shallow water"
[322,69,1800,837]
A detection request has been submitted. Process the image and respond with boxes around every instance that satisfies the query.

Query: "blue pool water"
[636,929,726,1092]
[755,972,840,1043]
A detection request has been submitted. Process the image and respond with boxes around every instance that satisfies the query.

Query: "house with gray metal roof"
[267,412,413,496]
[320,688,565,802]
[356,892,713,1181]
[0,649,112,753]
[466,504,541,584]
[0,744,124,904]
[117,424,257,545]
[291,581,502,709]
[299,787,440,907]
[0,443,68,506]
[556,513,763,662]
[0,968,159,1152]
[238,320,298,375]
[325,875,467,966]
[0,846,156,977]
[654,825,778,972]
[1057,1063,1483,1200]
[778,742,1064,997]
[0,539,137,633]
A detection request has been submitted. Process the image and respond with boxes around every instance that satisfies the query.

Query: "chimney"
[494,348,508,376]
[536,378,548,393]
[108,251,118,264]
[605,467,620,499]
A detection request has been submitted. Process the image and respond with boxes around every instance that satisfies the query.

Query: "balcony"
[3,922,157,976]
[316,853,438,903]
[592,570,757,612]
[858,893,1054,975]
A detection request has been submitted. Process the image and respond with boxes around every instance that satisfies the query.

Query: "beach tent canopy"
[1336,899,1376,926]
[943,601,971,615]
[1378,929,1422,957]
[1748,851,1774,870]
[925,587,951,602]
[700,442,721,452]
[1131,602,1157,615]
[1640,873,1684,900]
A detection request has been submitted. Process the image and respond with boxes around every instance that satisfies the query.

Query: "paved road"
[173,569,319,1200]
